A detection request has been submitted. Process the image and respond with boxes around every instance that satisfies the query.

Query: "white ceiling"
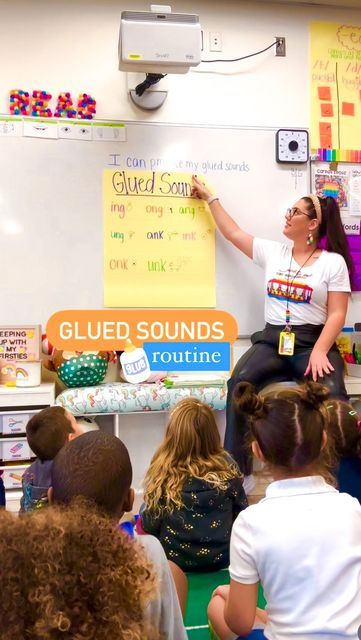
[253,0,361,8]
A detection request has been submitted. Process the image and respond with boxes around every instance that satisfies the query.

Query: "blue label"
[143,342,230,371]
[123,356,148,375]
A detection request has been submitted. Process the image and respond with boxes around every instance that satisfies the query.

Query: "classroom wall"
[1,0,361,128]
[2,0,361,491]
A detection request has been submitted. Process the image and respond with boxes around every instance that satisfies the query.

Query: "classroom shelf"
[0,383,55,503]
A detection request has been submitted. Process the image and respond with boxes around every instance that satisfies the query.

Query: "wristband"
[207,195,219,205]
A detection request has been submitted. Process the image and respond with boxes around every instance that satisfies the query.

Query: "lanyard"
[284,248,317,330]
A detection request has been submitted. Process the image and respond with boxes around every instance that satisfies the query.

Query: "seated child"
[208,381,361,640]
[0,500,158,640]
[50,430,187,640]
[20,406,82,512]
[140,397,247,572]
[326,399,361,503]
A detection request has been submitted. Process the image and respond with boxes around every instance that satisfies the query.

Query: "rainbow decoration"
[16,368,28,379]
[322,181,339,198]
[316,148,361,163]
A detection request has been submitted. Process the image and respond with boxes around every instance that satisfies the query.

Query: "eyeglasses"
[286,207,311,219]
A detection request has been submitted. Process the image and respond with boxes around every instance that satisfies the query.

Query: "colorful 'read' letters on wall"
[9,90,96,119]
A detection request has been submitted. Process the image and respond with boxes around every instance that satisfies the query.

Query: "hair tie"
[349,410,357,416]
[307,194,322,224]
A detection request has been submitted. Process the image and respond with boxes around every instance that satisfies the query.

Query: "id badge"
[278,330,295,356]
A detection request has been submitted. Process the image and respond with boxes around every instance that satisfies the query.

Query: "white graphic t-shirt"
[253,238,351,326]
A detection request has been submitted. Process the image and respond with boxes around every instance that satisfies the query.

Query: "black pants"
[225,323,348,475]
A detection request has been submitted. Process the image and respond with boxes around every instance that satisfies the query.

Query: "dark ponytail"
[304,195,355,287]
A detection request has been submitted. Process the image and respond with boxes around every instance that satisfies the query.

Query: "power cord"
[201,40,278,63]
[135,73,167,96]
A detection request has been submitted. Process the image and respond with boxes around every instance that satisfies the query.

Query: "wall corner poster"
[312,162,361,290]
[310,22,361,162]
[103,170,216,308]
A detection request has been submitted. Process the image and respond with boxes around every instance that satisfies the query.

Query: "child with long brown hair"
[208,381,361,640]
[326,399,361,504]
[140,397,247,572]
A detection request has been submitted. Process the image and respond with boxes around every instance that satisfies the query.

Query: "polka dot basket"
[58,354,108,388]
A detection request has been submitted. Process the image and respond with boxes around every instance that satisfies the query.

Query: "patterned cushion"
[56,382,227,415]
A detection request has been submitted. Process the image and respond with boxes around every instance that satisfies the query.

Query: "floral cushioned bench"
[55,382,227,415]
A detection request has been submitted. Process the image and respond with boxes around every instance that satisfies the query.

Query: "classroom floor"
[185,571,267,640]
[185,470,271,639]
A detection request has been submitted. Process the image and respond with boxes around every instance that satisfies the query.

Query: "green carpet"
[185,570,266,640]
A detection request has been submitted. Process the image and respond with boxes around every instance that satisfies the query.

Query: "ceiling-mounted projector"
[119,9,202,74]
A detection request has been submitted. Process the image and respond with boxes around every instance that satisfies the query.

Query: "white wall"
[2,0,361,491]
[1,0,361,127]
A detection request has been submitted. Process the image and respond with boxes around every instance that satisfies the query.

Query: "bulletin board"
[310,21,361,161]
[312,161,361,297]
[0,120,310,335]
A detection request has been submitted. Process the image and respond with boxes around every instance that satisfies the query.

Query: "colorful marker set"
[337,329,361,366]
[316,148,361,163]
[54,92,77,118]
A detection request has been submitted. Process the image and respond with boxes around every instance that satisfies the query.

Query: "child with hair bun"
[140,397,247,572]
[326,400,361,504]
[208,381,361,640]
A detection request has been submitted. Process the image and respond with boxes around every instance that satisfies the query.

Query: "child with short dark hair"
[51,429,133,518]
[140,397,247,572]
[50,430,187,640]
[208,381,361,640]
[326,399,361,503]
[20,406,82,512]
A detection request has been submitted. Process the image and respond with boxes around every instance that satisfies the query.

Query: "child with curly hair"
[50,430,187,640]
[0,500,157,640]
[326,399,361,503]
[208,381,361,640]
[140,397,247,572]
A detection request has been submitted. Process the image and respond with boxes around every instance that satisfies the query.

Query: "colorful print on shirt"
[267,268,313,305]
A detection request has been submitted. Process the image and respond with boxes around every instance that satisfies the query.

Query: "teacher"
[192,176,353,477]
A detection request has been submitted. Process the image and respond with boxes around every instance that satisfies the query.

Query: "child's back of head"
[326,400,361,458]
[234,380,330,476]
[51,430,132,518]
[144,397,241,514]
[326,400,361,503]
[0,500,157,640]
[227,381,361,639]
[20,407,82,512]
[26,406,79,461]
[142,397,246,571]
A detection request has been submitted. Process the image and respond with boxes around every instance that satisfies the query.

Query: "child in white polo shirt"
[208,381,361,640]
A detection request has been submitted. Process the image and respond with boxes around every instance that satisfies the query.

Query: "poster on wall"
[310,22,361,161]
[312,163,361,290]
[103,170,215,307]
